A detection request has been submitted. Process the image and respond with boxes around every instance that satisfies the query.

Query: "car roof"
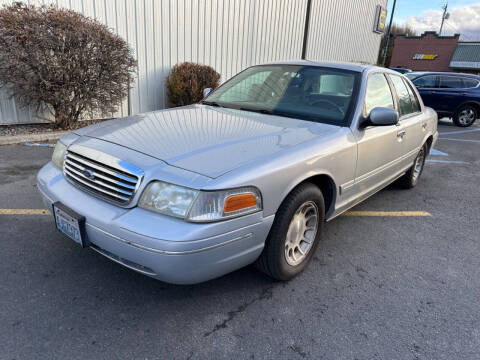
[259,60,386,73]
[408,71,480,79]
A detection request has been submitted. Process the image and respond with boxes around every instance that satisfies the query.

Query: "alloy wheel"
[413,147,425,181]
[458,108,475,126]
[284,201,319,266]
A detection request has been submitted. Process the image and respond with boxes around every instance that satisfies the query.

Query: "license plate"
[53,202,87,247]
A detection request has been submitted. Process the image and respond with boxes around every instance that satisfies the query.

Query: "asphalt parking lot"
[1,120,479,360]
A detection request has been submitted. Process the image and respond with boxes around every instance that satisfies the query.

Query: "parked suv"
[390,67,412,74]
[406,72,480,127]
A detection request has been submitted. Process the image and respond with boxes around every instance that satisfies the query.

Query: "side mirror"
[367,107,399,126]
[203,88,213,98]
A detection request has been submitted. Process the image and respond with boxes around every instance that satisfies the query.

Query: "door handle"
[397,130,406,138]
[422,122,427,130]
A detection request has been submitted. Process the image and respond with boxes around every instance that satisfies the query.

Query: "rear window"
[463,78,480,88]
[403,78,421,113]
[439,76,464,89]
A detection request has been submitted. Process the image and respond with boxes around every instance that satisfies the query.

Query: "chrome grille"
[64,149,142,205]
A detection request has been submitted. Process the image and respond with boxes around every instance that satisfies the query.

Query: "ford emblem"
[82,169,95,180]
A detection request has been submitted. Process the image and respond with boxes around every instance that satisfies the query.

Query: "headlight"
[139,181,262,222]
[138,181,199,218]
[52,141,67,169]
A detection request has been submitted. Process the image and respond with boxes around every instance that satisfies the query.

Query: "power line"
[443,21,478,41]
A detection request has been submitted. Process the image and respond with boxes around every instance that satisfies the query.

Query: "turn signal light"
[223,193,257,213]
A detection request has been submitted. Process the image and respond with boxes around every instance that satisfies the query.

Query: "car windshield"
[203,65,359,126]
[405,73,418,80]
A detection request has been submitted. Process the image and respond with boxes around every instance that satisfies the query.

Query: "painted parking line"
[438,128,480,136]
[1,209,431,217]
[426,159,469,164]
[438,137,480,143]
[343,211,431,217]
[430,148,448,156]
[0,209,50,215]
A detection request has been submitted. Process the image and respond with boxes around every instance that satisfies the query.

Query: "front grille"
[64,150,141,205]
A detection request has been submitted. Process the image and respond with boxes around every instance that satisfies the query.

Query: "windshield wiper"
[240,107,298,119]
[239,107,320,122]
[239,107,273,114]
[200,100,223,107]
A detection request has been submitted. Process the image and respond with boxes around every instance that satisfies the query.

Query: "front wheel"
[255,183,325,281]
[398,143,427,189]
[453,104,477,127]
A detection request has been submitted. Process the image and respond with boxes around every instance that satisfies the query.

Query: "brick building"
[390,31,460,72]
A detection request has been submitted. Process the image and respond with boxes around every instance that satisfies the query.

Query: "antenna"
[439,3,448,35]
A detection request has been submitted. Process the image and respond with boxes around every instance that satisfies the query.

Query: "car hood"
[74,105,343,178]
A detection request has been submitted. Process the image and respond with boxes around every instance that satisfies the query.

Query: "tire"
[397,143,427,189]
[255,182,325,281]
[453,104,478,127]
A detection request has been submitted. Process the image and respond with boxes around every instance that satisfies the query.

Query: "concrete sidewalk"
[0,130,67,146]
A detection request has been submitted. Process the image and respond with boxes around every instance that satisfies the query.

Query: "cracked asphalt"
[1,120,479,359]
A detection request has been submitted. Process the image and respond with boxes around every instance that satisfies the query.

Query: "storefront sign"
[374,5,387,33]
[412,54,438,60]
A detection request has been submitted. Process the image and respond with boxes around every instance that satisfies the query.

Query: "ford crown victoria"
[37,61,438,284]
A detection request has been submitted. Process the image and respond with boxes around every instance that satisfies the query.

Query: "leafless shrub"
[0,2,136,128]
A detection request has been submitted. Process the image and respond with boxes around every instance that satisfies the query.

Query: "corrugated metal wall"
[0,0,385,125]
[307,0,386,63]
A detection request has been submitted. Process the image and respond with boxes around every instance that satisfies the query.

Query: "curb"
[0,131,68,146]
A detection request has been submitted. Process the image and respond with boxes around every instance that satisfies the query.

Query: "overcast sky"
[387,0,480,41]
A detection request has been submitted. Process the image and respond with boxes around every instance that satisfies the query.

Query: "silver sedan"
[37,61,438,284]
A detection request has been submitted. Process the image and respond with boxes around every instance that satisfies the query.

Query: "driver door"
[354,72,405,195]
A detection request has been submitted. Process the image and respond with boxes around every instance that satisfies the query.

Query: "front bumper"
[37,162,274,284]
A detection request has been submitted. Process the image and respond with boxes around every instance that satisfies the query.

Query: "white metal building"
[0,0,387,124]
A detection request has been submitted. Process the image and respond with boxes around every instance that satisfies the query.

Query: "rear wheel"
[255,183,325,281]
[398,143,427,189]
[453,104,477,127]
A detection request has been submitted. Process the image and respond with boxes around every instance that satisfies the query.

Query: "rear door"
[434,75,466,113]
[388,74,425,167]
[354,72,405,194]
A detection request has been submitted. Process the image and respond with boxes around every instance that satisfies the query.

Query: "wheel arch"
[425,134,434,154]
[454,101,480,116]
[280,173,337,220]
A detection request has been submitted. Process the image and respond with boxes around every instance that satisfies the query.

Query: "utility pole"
[301,0,313,60]
[439,3,448,35]
[381,0,396,67]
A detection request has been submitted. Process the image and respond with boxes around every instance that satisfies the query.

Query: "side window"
[413,75,437,88]
[439,76,464,89]
[403,78,421,113]
[364,73,394,115]
[390,75,414,117]
[462,78,480,88]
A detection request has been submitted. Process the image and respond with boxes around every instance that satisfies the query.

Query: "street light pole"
[381,0,396,67]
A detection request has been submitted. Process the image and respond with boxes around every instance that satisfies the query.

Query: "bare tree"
[377,23,416,67]
[0,2,136,128]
